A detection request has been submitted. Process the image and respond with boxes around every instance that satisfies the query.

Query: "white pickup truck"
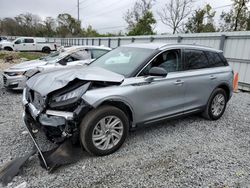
[0,37,57,53]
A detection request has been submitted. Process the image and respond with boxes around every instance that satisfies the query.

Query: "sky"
[0,0,232,34]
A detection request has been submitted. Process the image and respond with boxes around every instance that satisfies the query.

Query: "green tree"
[219,0,250,31]
[128,11,156,35]
[124,0,156,35]
[185,4,216,33]
[56,13,82,37]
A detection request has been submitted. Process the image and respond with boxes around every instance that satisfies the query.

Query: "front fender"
[82,94,136,124]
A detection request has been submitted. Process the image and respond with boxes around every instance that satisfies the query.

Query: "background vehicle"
[0,36,8,42]
[3,45,111,90]
[0,37,57,53]
[23,43,233,157]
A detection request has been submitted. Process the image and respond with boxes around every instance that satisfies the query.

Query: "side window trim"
[136,48,183,77]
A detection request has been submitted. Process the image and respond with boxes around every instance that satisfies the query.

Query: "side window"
[206,51,226,67]
[15,39,24,44]
[91,49,108,59]
[218,53,229,66]
[24,38,34,43]
[69,50,91,61]
[139,49,181,76]
[184,49,209,70]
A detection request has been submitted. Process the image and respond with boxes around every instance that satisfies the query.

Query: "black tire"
[80,105,129,156]
[4,47,13,51]
[42,47,51,53]
[202,88,227,120]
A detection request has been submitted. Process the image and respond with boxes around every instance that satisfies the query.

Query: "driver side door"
[134,49,187,124]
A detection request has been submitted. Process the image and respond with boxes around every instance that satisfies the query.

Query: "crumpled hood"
[7,59,47,71]
[26,66,124,96]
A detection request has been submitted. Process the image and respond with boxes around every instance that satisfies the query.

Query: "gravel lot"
[0,70,250,188]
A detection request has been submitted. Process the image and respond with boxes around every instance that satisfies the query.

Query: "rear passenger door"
[22,38,35,51]
[181,49,215,112]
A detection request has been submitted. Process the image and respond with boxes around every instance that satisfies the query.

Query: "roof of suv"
[122,43,222,53]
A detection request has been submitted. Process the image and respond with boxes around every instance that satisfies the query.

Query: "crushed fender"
[0,146,37,186]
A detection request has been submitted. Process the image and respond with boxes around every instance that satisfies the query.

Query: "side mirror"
[149,67,167,77]
[58,59,67,66]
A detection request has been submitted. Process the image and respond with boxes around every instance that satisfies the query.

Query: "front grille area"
[27,89,46,112]
[4,72,18,76]
[3,75,7,85]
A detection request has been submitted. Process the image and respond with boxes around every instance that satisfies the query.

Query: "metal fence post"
[86,38,88,45]
[177,36,182,43]
[99,38,101,46]
[117,38,121,47]
[219,35,226,51]
[108,38,111,47]
[92,39,94,45]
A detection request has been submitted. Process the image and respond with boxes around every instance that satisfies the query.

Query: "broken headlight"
[50,82,90,109]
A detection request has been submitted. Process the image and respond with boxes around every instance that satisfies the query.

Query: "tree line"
[0,0,249,37]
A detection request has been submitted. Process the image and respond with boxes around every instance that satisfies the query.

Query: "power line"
[95,3,236,32]
[83,0,136,19]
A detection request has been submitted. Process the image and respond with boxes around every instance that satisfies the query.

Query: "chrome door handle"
[174,80,184,85]
[210,75,217,80]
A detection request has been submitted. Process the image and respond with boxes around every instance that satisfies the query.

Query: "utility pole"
[77,0,80,21]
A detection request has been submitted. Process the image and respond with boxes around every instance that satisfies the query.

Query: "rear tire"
[42,47,51,53]
[202,88,227,120]
[80,105,129,156]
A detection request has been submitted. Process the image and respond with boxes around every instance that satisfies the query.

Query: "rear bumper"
[2,73,26,90]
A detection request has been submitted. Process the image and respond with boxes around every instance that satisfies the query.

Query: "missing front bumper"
[23,113,83,171]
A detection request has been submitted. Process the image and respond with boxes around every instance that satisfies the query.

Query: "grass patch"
[18,52,45,60]
[0,51,45,61]
[0,53,5,59]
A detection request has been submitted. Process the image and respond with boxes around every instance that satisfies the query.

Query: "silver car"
[23,43,233,157]
[3,46,111,90]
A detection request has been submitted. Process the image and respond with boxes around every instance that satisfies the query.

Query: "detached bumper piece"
[0,114,83,186]
[24,113,83,172]
[0,146,37,186]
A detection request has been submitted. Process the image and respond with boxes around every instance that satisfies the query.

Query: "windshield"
[40,51,61,61]
[89,47,154,76]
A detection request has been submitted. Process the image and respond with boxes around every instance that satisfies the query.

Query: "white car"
[0,37,57,53]
[2,46,111,90]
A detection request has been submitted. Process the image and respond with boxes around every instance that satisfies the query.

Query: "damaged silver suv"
[22,43,233,156]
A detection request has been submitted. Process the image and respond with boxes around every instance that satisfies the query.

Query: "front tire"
[80,105,129,156]
[202,88,227,120]
[4,47,13,51]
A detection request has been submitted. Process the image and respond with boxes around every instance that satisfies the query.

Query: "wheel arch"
[97,99,135,128]
[215,82,231,101]
[4,46,13,51]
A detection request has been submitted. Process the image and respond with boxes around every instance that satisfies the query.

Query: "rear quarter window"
[184,49,210,70]
[24,38,34,43]
[206,51,227,67]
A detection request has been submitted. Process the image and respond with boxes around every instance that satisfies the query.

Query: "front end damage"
[22,81,93,167]
[0,67,124,185]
